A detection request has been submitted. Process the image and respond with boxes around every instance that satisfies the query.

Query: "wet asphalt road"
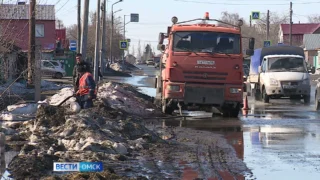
[125,65,320,180]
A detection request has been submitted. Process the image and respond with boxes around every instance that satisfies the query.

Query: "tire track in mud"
[212,145,238,180]
[139,143,182,179]
[207,145,223,180]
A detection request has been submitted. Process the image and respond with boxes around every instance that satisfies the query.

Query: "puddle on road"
[159,104,320,180]
[107,75,157,97]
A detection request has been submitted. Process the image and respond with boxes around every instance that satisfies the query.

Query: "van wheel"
[304,95,310,104]
[262,88,269,103]
[55,72,63,79]
[316,99,320,111]
[254,89,261,101]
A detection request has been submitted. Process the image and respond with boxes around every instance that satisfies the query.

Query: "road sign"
[126,38,131,42]
[264,40,271,47]
[251,11,260,20]
[120,40,128,50]
[130,13,139,22]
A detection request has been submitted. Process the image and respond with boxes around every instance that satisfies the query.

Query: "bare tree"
[56,18,65,29]
[219,11,288,49]
[219,11,243,27]
[137,40,142,59]
[66,11,125,61]
[308,15,320,23]
[131,44,135,56]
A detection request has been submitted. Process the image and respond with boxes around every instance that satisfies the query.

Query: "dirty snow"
[0,81,252,179]
[0,80,70,95]
[110,62,140,72]
[98,82,161,116]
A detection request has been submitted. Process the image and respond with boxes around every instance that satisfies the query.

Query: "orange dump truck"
[155,12,255,117]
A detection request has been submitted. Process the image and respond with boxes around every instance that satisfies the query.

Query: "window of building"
[35,24,44,37]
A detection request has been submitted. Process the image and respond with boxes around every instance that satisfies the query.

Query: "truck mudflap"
[184,86,224,105]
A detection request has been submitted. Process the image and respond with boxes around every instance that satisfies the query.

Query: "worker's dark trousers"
[78,95,94,109]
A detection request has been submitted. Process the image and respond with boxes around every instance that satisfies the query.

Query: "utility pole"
[123,15,126,64]
[34,42,41,101]
[80,0,89,61]
[100,0,107,76]
[77,0,81,53]
[94,0,101,82]
[110,8,114,64]
[266,10,270,40]
[110,0,123,64]
[249,15,252,27]
[289,2,293,45]
[28,0,36,87]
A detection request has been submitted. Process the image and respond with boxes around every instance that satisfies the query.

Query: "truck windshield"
[173,31,241,54]
[268,57,307,72]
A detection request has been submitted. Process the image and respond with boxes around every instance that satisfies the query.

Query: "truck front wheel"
[220,105,240,118]
[162,99,175,115]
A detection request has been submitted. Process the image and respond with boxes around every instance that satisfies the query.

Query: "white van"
[41,60,66,79]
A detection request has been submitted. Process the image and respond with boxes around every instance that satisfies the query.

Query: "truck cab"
[156,12,255,117]
[246,45,315,103]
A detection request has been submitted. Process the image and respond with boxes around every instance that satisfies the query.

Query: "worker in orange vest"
[75,65,97,109]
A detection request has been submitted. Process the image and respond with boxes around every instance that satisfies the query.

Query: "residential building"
[279,23,320,46]
[302,34,320,67]
[0,3,56,52]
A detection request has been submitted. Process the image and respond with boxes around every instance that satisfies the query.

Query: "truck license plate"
[283,85,296,89]
[197,60,215,65]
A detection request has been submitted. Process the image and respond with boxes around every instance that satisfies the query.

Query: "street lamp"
[122,14,131,63]
[110,0,123,63]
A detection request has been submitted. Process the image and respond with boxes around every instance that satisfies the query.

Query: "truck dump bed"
[249,45,305,76]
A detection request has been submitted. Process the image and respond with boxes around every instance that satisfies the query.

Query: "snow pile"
[97,82,161,117]
[110,62,125,72]
[110,62,139,72]
[4,102,162,179]
[0,80,70,95]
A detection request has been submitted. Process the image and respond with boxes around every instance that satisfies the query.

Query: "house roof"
[303,34,320,50]
[280,23,320,35]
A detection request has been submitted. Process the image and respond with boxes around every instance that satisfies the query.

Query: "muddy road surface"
[115,65,320,179]
[2,65,320,179]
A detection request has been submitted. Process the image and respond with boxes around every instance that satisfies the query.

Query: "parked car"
[315,78,320,110]
[41,60,66,79]
[146,59,154,66]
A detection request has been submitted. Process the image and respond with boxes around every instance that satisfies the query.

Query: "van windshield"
[173,31,241,54]
[268,57,307,72]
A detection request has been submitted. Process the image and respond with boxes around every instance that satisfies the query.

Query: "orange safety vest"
[77,72,97,96]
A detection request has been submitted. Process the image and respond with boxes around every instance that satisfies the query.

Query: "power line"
[173,0,320,5]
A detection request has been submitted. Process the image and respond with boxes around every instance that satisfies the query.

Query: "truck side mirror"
[258,66,262,73]
[249,37,255,50]
[158,33,165,44]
